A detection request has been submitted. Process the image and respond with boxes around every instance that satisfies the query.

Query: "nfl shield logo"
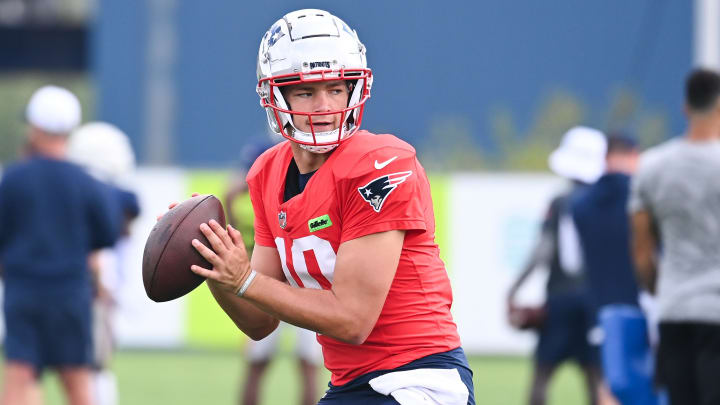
[278,211,287,229]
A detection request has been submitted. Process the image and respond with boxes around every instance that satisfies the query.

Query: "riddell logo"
[309,61,331,69]
[308,214,332,232]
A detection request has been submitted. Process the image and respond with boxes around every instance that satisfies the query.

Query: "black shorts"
[656,321,720,405]
[535,290,599,367]
[3,289,93,375]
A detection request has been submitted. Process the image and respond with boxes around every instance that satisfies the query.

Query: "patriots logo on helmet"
[357,171,413,212]
[267,25,285,47]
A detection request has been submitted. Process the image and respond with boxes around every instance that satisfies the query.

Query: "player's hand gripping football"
[190,219,254,295]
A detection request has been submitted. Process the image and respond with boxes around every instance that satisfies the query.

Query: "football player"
[67,121,141,405]
[188,9,475,405]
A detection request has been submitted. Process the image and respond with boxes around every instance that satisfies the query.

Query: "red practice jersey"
[247,130,461,385]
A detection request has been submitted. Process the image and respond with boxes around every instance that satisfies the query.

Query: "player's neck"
[28,134,67,160]
[290,142,331,174]
[687,116,720,142]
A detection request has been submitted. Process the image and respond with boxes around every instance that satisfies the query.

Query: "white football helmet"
[256,9,373,153]
[67,122,136,186]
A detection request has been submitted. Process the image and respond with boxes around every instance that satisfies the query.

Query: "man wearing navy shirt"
[0,86,120,405]
[573,136,641,311]
[573,135,660,405]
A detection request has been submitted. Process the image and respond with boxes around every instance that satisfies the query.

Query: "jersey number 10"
[274,235,336,290]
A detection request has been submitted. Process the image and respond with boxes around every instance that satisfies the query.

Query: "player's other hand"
[156,193,201,221]
[190,220,253,295]
[507,303,547,330]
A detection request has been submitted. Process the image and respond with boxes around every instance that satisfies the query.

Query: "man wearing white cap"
[507,126,607,405]
[0,86,121,405]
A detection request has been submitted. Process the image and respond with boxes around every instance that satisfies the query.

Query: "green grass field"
[3,351,591,405]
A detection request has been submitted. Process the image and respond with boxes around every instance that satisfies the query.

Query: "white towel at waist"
[368,368,469,405]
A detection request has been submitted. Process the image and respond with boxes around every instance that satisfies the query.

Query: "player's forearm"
[243,273,376,345]
[206,280,279,340]
[631,211,659,294]
[509,233,552,301]
[633,247,657,293]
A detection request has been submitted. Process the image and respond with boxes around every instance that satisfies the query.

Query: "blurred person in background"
[181,8,474,405]
[225,140,322,405]
[572,135,663,405]
[630,68,720,405]
[0,86,120,405]
[507,126,606,405]
[67,121,141,405]
[225,141,277,257]
[240,323,321,405]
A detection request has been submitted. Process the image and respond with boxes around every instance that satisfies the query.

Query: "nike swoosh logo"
[374,156,398,170]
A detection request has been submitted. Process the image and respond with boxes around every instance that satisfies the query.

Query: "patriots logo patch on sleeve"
[357,171,413,212]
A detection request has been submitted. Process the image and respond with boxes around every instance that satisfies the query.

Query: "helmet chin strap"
[287,124,347,153]
[300,143,339,154]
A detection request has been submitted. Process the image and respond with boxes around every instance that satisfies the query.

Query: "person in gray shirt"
[629,68,720,405]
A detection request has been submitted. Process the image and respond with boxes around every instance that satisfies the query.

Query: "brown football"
[508,305,547,330]
[142,194,226,302]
